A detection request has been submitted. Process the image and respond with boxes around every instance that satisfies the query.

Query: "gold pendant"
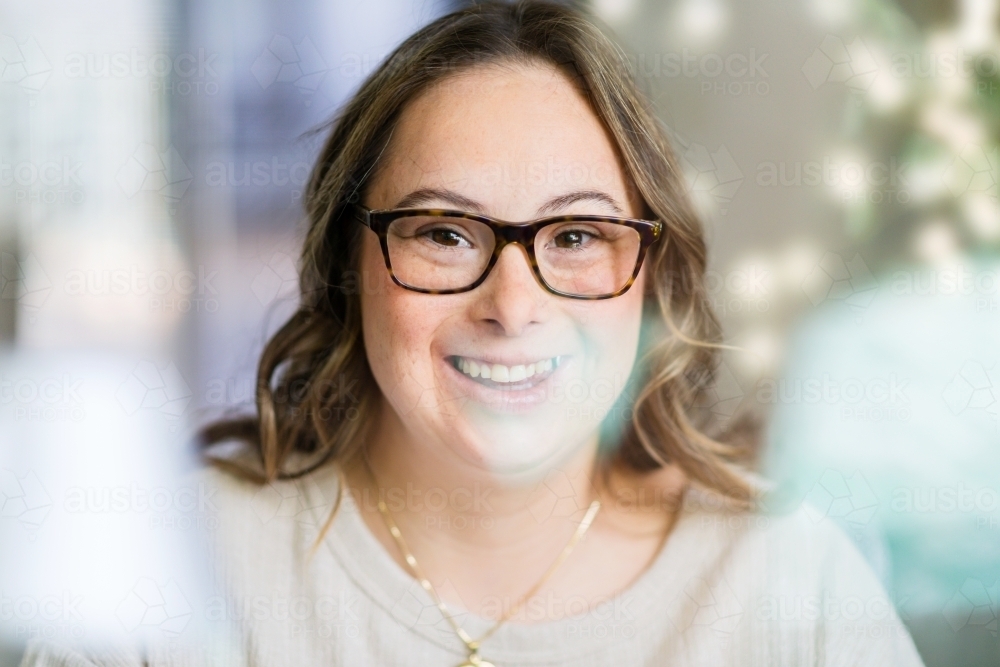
[458,652,495,667]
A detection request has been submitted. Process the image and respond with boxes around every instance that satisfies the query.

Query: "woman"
[23,1,924,666]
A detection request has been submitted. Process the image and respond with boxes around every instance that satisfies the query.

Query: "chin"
[438,418,594,480]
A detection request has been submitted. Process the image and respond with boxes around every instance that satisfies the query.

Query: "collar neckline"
[303,464,699,663]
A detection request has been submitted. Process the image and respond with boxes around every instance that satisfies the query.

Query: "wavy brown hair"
[202,0,758,505]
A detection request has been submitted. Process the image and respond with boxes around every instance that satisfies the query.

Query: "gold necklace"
[362,458,602,667]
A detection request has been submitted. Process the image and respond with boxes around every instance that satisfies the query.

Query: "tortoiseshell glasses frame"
[350,203,663,300]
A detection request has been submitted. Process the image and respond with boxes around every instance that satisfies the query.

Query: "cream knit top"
[22,462,925,666]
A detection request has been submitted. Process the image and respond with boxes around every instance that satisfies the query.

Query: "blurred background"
[0,0,998,664]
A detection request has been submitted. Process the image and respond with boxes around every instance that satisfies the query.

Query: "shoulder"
[678,483,855,547]
[676,485,883,593]
[180,459,345,575]
[183,457,343,530]
[605,465,860,574]
[669,486,925,666]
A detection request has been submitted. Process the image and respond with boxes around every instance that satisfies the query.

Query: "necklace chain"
[362,458,602,666]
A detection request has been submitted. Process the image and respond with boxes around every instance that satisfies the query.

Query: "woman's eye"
[424,227,472,248]
[553,229,596,248]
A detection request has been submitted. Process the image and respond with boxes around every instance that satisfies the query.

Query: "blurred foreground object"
[0,348,218,663]
[764,256,1000,667]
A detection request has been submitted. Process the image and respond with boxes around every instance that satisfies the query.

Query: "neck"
[344,399,611,558]
[339,399,689,621]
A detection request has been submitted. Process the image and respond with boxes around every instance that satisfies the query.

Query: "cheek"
[359,237,408,385]
[359,235,441,391]
[575,275,646,378]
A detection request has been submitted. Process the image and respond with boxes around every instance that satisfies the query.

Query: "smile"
[449,355,562,384]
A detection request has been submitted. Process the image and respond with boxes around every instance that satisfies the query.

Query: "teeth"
[454,356,559,383]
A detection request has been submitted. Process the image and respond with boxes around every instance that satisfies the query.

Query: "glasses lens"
[535,221,642,296]
[387,215,495,290]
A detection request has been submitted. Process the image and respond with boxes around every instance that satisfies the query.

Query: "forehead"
[371,61,633,211]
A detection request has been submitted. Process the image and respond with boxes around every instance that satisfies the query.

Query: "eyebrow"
[391,187,624,216]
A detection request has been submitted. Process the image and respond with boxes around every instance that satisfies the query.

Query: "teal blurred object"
[762,257,1000,666]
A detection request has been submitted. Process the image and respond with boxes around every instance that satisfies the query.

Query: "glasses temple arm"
[349,203,372,228]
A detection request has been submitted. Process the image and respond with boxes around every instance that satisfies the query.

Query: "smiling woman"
[22,1,924,666]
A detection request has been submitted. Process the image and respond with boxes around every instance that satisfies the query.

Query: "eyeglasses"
[350,204,662,300]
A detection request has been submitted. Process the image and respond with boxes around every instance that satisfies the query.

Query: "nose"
[470,242,548,336]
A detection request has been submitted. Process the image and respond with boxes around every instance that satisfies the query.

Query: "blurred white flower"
[670,0,729,48]
[962,192,1000,240]
[921,102,987,151]
[914,220,961,264]
[592,0,640,25]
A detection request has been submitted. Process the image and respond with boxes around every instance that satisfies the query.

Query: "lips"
[443,353,566,407]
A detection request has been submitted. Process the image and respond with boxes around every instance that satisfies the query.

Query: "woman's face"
[360,61,649,477]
